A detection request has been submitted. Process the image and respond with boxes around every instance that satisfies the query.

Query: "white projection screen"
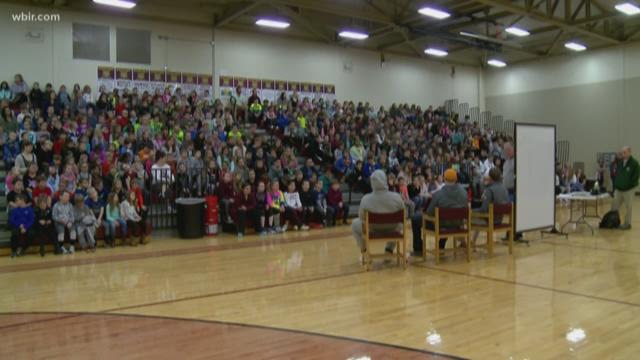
[515,123,556,232]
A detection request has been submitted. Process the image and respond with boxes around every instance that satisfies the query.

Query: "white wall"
[1,3,481,109]
[485,43,640,175]
[0,3,213,89]
[214,30,481,108]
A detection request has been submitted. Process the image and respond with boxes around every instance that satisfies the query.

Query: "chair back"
[437,207,469,221]
[367,210,404,224]
[493,203,513,216]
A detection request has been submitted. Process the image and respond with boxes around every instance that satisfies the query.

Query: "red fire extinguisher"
[205,196,218,236]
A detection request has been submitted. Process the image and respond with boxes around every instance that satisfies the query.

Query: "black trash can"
[176,198,205,239]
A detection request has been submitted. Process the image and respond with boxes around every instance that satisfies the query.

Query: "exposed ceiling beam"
[268,2,333,43]
[571,0,586,21]
[550,0,560,17]
[472,0,621,44]
[508,0,546,27]
[271,0,393,24]
[626,24,640,40]
[378,10,513,51]
[447,11,513,30]
[214,1,265,28]
[363,1,424,57]
[545,29,565,54]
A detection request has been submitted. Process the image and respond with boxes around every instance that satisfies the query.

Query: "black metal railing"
[148,166,214,229]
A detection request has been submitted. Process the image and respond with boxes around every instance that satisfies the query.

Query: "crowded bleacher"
[0,72,517,258]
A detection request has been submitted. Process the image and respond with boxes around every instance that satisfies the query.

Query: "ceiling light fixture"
[418,6,451,19]
[338,30,369,40]
[93,0,136,9]
[565,41,587,51]
[615,2,640,15]
[255,19,290,29]
[424,48,448,57]
[505,26,530,37]
[487,59,507,67]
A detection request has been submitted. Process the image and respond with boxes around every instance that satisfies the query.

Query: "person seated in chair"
[351,170,405,257]
[411,169,467,256]
[471,168,510,244]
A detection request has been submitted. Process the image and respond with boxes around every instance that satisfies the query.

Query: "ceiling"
[10,0,640,66]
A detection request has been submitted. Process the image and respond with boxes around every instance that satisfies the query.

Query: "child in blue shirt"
[9,194,35,258]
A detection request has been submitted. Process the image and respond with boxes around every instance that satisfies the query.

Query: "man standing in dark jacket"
[611,146,639,230]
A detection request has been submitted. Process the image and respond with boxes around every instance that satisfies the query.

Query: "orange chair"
[422,206,471,264]
[471,203,514,256]
[362,209,407,271]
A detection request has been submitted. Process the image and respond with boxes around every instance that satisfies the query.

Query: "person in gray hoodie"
[352,170,405,254]
[52,191,76,254]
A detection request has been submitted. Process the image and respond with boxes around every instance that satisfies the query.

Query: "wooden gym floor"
[1,197,639,359]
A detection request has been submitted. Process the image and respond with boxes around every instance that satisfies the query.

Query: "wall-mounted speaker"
[25,29,44,42]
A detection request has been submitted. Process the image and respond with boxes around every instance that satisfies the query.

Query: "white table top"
[557,192,610,201]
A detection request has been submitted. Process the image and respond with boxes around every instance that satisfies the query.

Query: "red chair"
[422,206,471,264]
[471,203,514,256]
[362,209,407,271]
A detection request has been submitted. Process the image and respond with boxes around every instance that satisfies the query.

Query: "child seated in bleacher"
[235,183,256,238]
[52,191,76,254]
[299,180,315,226]
[34,195,56,255]
[105,193,127,247]
[121,191,144,246]
[8,194,34,258]
[283,181,307,231]
[32,175,52,207]
[73,194,96,252]
[326,180,349,226]
[255,181,269,236]
[266,181,285,234]
[219,172,236,224]
[314,180,332,227]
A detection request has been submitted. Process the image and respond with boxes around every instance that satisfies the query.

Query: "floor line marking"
[0,230,352,274]
[412,263,640,308]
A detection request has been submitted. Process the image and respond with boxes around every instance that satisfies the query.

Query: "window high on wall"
[72,23,110,61]
[116,27,151,64]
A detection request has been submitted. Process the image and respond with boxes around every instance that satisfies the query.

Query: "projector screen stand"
[541,226,569,239]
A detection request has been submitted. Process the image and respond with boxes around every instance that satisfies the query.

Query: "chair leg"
[466,235,471,262]
[435,237,440,264]
[402,237,407,268]
[422,230,427,262]
[487,230,494,256]
[452,237,457,258]
[508,230,514,255]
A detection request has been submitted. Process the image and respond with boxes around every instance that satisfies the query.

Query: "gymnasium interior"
[1,0,640,359]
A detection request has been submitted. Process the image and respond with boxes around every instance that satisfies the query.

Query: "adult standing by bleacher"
[502,142,522,240]
[611,146,639,230]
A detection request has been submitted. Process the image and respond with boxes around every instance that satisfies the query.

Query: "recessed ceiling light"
[255,19,290,29]
[565,41,587,51]
[93,0,136,9]
[424,48,448,57]
[338,31,369,40]
[418,6,451,19]
[505,26,530,37]
[615,2,640,15]
[487,59,507,67]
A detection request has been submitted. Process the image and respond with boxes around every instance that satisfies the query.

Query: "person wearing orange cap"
[411,168,467,255]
